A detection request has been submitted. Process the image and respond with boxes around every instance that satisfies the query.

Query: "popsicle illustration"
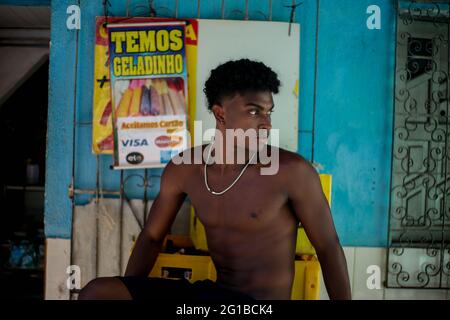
[129,86,143,116]
[160,79,175,115]
[149,79,164,115]
[116,88,133,118]
[100,100,112,125]
[167,78,185,115]
[98,133,114,151]
[140,85,152,116]
[129,79,146,90]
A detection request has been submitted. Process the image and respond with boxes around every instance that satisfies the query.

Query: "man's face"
[213,90,274,151]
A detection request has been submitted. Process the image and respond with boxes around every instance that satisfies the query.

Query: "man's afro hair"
[203,59,281,110]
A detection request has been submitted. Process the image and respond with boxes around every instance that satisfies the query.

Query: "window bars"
[387,0,450,289]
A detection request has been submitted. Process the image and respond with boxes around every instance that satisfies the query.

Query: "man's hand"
[285,154,351,300]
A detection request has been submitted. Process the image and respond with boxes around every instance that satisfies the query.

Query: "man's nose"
[259,116,272,131]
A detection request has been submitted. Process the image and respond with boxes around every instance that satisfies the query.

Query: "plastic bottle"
[26,158,39,185]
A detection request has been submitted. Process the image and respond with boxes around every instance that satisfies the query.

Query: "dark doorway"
[0,59,48,299]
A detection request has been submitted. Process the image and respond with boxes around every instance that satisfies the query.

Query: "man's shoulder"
[160,146,207,191]
[163,145,207,174]
[272,147,322,196]
[171,144,208,166]
[276,147,310,167]
[274,146,317,178]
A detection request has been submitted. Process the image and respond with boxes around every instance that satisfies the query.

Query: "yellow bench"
[150,249,321,300]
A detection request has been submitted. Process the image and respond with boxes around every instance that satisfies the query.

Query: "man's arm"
[124,160,186,277]
[285,155,351,300]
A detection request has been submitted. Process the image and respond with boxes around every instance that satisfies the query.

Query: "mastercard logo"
[155,135,183,148]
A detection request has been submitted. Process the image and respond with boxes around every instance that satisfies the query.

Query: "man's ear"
[211,104,225,125]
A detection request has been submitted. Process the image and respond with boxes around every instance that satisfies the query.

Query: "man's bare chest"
[183,166,291,232]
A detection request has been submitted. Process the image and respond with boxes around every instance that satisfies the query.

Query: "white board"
[195,19,300,152]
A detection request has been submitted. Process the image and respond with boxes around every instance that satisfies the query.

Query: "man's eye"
[249,110,258,115]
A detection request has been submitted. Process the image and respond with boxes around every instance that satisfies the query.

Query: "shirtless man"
[79,59,351,300]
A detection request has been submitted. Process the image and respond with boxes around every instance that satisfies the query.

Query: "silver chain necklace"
[204,143,257,196]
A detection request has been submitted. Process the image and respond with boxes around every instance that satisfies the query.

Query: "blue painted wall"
[40,0,396,246]
[314,0,396,247]
[44,0,77,239]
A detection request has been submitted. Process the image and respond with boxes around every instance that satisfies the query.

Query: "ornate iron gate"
[387,1,450,289]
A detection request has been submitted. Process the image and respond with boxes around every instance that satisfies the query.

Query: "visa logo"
[121,139,149,147]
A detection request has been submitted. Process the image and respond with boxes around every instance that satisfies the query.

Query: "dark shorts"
[116,276,255,301]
